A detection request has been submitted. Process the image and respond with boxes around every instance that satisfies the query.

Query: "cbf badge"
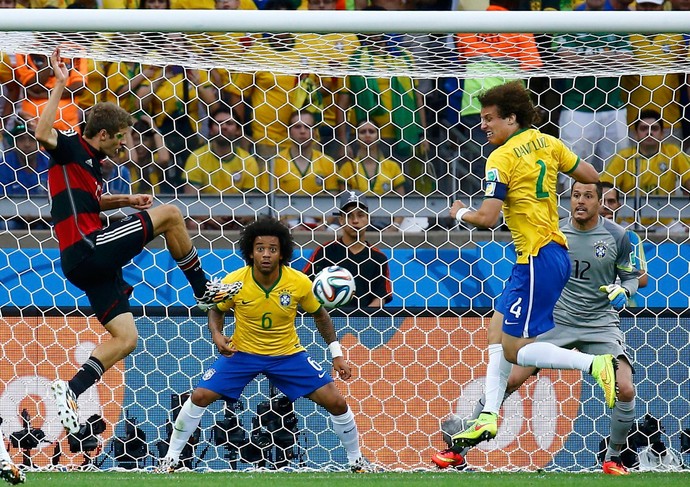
[280,292,292,307]
[203,368,216,381]
[594,240,608,259]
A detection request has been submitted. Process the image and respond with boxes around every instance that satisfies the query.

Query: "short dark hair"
[83,102,133,138]
[238,217,294,266]
[478,81,539,128]
[634,109,664,131]
[132,119,155,139]
[572,180,603,200]
[600,181,620,203]
[210,104,240,124]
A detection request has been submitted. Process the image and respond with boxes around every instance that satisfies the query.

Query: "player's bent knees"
[616,381,635,402]
[190,388,221,408]
[150,204,184,230]
[308,383,348,415]
[116,334,138,356]
[502,348,519,364]
[324,397,348,416]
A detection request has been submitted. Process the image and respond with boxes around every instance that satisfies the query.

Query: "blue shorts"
[497,242,570,339]
[197,351,333,402]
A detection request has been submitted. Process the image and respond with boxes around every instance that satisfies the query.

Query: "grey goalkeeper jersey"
[554,216,639,328]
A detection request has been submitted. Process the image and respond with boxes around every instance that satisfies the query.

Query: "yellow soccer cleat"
[450,412,498,448]
[591,354,618,408]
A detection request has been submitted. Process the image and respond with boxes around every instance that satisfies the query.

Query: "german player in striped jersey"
[35,48,240,436]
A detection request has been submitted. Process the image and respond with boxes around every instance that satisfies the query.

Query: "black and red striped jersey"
[47,130,105,273]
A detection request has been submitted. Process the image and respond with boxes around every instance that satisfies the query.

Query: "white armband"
[328,341,343,359]
[455,207,472,223]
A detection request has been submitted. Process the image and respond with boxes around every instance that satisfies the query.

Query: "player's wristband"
[455,208,472,223]
[328,341,343,359]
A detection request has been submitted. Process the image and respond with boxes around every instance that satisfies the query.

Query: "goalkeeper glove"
[599,284,629,310]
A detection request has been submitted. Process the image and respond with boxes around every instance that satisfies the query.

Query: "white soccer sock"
[0,427,11,463]
[166,398,206,462]
[516,342,592,372]
[330,406,361,463]
[483,344,512,415]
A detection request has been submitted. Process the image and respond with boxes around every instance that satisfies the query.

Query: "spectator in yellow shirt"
[273,110,340,230]
[339,120,406,231]
[184,106,267,230]
[601,109,690,231]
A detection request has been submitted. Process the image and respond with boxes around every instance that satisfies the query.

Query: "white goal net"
[0,9,689,473]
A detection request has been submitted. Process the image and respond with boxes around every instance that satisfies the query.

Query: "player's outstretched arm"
[450,198,503,229]
[35,47,69,151]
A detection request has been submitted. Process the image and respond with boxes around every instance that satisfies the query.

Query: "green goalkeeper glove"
[599,284,629,311]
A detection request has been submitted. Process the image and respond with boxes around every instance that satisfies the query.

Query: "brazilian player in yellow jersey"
[158,218,374,473]
[433,81,618,469]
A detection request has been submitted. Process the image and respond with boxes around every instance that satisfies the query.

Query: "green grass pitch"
[24,470,690,487]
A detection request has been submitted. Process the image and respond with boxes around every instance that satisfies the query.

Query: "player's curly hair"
[478,81,539,129]
[83,102,133,138]
[238,217,294,266]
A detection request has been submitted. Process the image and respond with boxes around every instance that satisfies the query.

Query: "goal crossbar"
[2,9,690,34]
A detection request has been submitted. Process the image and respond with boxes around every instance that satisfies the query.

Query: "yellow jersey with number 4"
[485,128,580,264]
[217,266,322,356]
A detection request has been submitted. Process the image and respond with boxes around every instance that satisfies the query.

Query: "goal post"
[1,8,689,472]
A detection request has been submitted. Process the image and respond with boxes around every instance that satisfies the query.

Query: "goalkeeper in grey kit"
[524,181,639,475]
[443,181,640,475]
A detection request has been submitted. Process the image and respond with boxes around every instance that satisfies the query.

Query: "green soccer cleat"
[591,354,618,408]
[450,412,498,448]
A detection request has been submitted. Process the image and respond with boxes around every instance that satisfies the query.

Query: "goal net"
[1,9,689,472]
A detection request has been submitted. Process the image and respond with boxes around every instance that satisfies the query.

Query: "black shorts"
[65,212,155,325]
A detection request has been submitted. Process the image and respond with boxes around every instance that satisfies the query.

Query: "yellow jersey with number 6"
[217,266,322,356]
[485,128,579,264]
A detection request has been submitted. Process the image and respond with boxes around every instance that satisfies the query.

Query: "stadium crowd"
[0,0,689,236]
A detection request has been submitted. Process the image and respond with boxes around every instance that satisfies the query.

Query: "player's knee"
[323,394,348,416]
[617,381,635,402]
[160,204,184,225]
[120,334,138,355]
[503,348,519,364]
[190,388,217,408]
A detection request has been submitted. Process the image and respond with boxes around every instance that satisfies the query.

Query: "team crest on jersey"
[659,162,668,172]
[382,183,390,192]
[203,368,216,381]
[232,172,242,182]
[60,129,78,137]
[279,292,292,307]
[315,176,324,187]
[594,240,608,259]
